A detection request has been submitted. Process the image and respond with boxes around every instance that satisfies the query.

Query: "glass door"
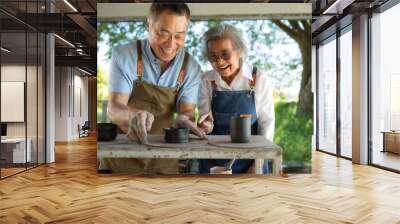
[370,3,400,171]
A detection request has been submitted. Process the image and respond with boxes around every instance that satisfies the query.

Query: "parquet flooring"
[0,135,399,223]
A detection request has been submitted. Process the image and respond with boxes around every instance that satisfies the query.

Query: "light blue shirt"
[109,39,202,105]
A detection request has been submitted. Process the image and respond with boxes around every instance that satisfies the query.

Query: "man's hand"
[172,114,205,139]
[127,110,154,144]
[198,112,214,134]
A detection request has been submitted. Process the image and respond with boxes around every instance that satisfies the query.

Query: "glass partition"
[317,36,337,155]
[339,28,352,158]
[1,30,28,177]
[38,32,45,165]
[0,1,46,179]
[27,30,38,169]
[371,3,400,171]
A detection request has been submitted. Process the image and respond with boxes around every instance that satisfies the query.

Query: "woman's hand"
[198,112,214,134]
[172,114,206,139]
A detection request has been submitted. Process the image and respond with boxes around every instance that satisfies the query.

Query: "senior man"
[99,3,204,174]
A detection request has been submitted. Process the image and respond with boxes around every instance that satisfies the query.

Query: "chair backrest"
[82,121,90,129]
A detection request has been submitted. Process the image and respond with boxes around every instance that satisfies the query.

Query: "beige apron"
[100,40,189,174]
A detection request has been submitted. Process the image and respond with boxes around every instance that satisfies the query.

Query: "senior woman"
[198,24,275,174]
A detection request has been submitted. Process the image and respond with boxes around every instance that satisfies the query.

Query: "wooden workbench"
[97,134,282,175]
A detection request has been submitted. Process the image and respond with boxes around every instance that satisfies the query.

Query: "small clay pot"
[230,115,251,143]
[164,127,189,143]
[97,123,117,141]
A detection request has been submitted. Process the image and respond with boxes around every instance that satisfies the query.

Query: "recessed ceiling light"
[54,34,75,48]
[322,0,353,15]
[1,47,11,53]
[63,0,78,12]
[78,67,92,76]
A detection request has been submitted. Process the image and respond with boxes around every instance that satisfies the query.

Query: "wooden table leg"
[255,158,264,174]
[273,155,282,176]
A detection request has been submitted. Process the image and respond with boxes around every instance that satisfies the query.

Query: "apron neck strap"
[137,40,143,81]
[176,52,189,90]
[211,80,217,91]
[249,66,257,90]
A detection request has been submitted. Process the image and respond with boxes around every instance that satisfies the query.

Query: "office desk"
[382,131,400,154]
[98,134,282,175]
[1,138,32,164]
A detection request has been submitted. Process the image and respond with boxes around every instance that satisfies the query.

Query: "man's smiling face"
[147,10,188,64]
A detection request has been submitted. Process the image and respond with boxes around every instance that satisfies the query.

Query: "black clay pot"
[164,127,189,143]
[230,116,251,143]
[97,123,117,141]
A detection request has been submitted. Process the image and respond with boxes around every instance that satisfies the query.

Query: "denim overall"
[199,67,269,174]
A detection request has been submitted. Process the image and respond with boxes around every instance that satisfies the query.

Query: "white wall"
[1,64,46,164]
[1,65,31,138]
[55,66,68,141]
[54,67,89,141]
[1,65,26,142]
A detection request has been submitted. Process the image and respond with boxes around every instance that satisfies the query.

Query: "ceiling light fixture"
[78,67,93,76]
[54,34,75,48]
[63,0,78,12]
[1,47,11,53]
[322,0,348,15]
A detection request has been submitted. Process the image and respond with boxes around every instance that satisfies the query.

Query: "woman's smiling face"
[207,37,241,79]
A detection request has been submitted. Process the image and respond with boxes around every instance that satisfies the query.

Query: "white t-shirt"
[199,63,275,141]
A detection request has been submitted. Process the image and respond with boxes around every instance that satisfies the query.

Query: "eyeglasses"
[154,28,186,42]
[207,50,234,62]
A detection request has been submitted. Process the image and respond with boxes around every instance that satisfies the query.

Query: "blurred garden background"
[97,20,312,170]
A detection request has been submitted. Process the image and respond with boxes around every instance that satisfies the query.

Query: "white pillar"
[352,14,369,164]
[46,1,55,163]
[46,33,55,163]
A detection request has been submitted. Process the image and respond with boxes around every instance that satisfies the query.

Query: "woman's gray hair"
[203,24,247,58]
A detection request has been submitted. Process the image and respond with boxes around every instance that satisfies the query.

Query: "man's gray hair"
[148,3,190,22]
[203,24,247,58]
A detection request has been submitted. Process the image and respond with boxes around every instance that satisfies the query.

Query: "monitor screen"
[1,123,7,137]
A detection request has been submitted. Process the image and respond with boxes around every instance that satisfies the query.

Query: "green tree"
[272,20,312,116]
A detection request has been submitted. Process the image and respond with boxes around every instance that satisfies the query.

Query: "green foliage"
[97,66,109,123]
[97,20,302,89]
[98,22,147,58]
[274,101,312,164]
[97,66,108,102]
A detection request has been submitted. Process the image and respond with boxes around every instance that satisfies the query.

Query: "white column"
[352,14,369,164]
[46,33,55,163]
[45,1,55,163]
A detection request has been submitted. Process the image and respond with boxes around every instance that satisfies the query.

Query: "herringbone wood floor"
[1,135,400,224]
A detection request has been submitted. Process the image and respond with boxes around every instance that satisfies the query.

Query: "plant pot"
[164,127,189,143]
[97,123,117,141]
